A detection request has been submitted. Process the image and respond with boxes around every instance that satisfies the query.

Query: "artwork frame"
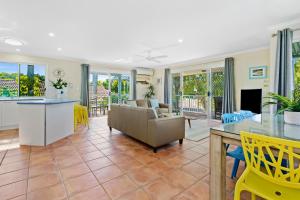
[249,66,267,79]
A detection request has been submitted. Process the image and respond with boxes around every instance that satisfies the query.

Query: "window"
[0,62,19,97]
[293,42,300,87]
[0,62,46,97]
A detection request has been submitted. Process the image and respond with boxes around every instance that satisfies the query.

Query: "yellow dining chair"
[74,104,89,130]
[234,131,300,200]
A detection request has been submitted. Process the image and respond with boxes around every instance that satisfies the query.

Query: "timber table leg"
[210,132,226,200]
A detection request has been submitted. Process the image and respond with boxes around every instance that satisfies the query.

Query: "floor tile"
[93,165,123,183]
[0,160,29,174]
[28,173,61,192]
[27,183,67,200]
[161,169,197,190]
[115,159,143,172]
[118,188,151,200]
[174,181,209,200]
[56,155,84,169]
[86,157,113,171]
[164,155,192,168]
[147,160,171,174]
[0,168,28,187]
[0,180,27,199]
[69,186,110,200]
[29,162,58,178]
[143,178,182,200]
[60,163,90,180]
[182,162,209,179]
[102,175,138,199]
[194,154,209,168]
[127,167,160,186]
[81,150,105,162]
[65,172,99,196]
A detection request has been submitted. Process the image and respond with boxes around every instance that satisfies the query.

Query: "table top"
[211,114,300,141]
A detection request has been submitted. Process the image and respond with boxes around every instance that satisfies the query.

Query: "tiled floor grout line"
[25,146,32,200]
[75,139,113,200]
[0,150,8,166]
[54,150,72,200]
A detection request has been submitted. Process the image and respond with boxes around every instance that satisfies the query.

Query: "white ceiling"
[0,0,300,68]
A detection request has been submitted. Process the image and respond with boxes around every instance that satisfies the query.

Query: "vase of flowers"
[51,78,68,99]
[264,86,300,125]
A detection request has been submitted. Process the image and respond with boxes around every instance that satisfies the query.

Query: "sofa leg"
[179,139,183,145]
[153,148,157,153]
[109,127,112,131]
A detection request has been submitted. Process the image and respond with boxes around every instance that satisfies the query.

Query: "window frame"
[0,61,47,97]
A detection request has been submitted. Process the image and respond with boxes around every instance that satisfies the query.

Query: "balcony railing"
[172,95,207,113]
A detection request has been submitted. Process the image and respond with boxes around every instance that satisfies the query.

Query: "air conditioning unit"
[136,68,154,76]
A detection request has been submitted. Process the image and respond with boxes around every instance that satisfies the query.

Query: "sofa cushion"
[127,100,137,107]
[150,99,159,109]
[136,100,149,108]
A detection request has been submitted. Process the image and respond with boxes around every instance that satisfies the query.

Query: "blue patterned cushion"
[150,99,159,109]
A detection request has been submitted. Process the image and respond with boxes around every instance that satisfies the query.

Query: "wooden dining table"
[209,114,300,200]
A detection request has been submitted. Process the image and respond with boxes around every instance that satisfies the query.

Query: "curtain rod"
[272,28,300,37]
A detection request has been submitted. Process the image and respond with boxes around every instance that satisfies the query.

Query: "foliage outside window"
[293,42,300,87]
[89,73,130,104]
[295,58,300,87]
[0,62,46,97]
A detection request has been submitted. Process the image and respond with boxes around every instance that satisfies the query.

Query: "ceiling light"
[4,38,23,46]
[57,47,62,51]
[16,48,20,52]
[178,39,184,43]
[48,32,55,37]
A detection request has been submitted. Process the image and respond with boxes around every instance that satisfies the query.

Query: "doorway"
[171,67,224,119]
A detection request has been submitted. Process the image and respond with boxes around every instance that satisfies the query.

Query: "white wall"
[234,49,270,111]
[151,68,164,102]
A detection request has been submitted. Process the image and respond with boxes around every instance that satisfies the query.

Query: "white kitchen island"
[18,99,78,146]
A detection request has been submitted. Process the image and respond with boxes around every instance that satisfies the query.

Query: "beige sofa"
[108,104,185,152]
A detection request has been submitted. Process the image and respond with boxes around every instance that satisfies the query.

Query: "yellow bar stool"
[234,131,300,200]
[74,104,89,130]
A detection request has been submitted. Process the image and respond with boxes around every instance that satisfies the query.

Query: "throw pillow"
[150,99,159,109]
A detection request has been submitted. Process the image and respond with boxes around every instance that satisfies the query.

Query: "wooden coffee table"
[182,112,206,128]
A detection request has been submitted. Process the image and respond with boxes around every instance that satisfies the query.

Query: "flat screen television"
[240,89,262,114]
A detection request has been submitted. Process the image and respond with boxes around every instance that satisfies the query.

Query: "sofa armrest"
[147,116,185,147]
[159,103,169,109]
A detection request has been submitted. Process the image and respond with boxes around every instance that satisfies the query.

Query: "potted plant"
[264,86,300,125]
[50,78,68,98]
[144,84,155,99]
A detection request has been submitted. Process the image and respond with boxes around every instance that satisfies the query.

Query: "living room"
[0,1,300,200]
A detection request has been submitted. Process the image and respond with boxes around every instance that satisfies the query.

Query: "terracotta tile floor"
[0,116,252,200]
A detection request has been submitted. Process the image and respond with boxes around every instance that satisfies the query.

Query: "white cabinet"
[0,101,19,129]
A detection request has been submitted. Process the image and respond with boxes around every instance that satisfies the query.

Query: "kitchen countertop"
[17,99,78,105]
[0,97,44,101]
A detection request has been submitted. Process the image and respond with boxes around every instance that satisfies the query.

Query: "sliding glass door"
[182,70,209,115]
[110,74,130,104]
[171,67,224,119]
[89,72,130,116]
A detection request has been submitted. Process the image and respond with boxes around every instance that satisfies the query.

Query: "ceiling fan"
[135,50,168,63]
